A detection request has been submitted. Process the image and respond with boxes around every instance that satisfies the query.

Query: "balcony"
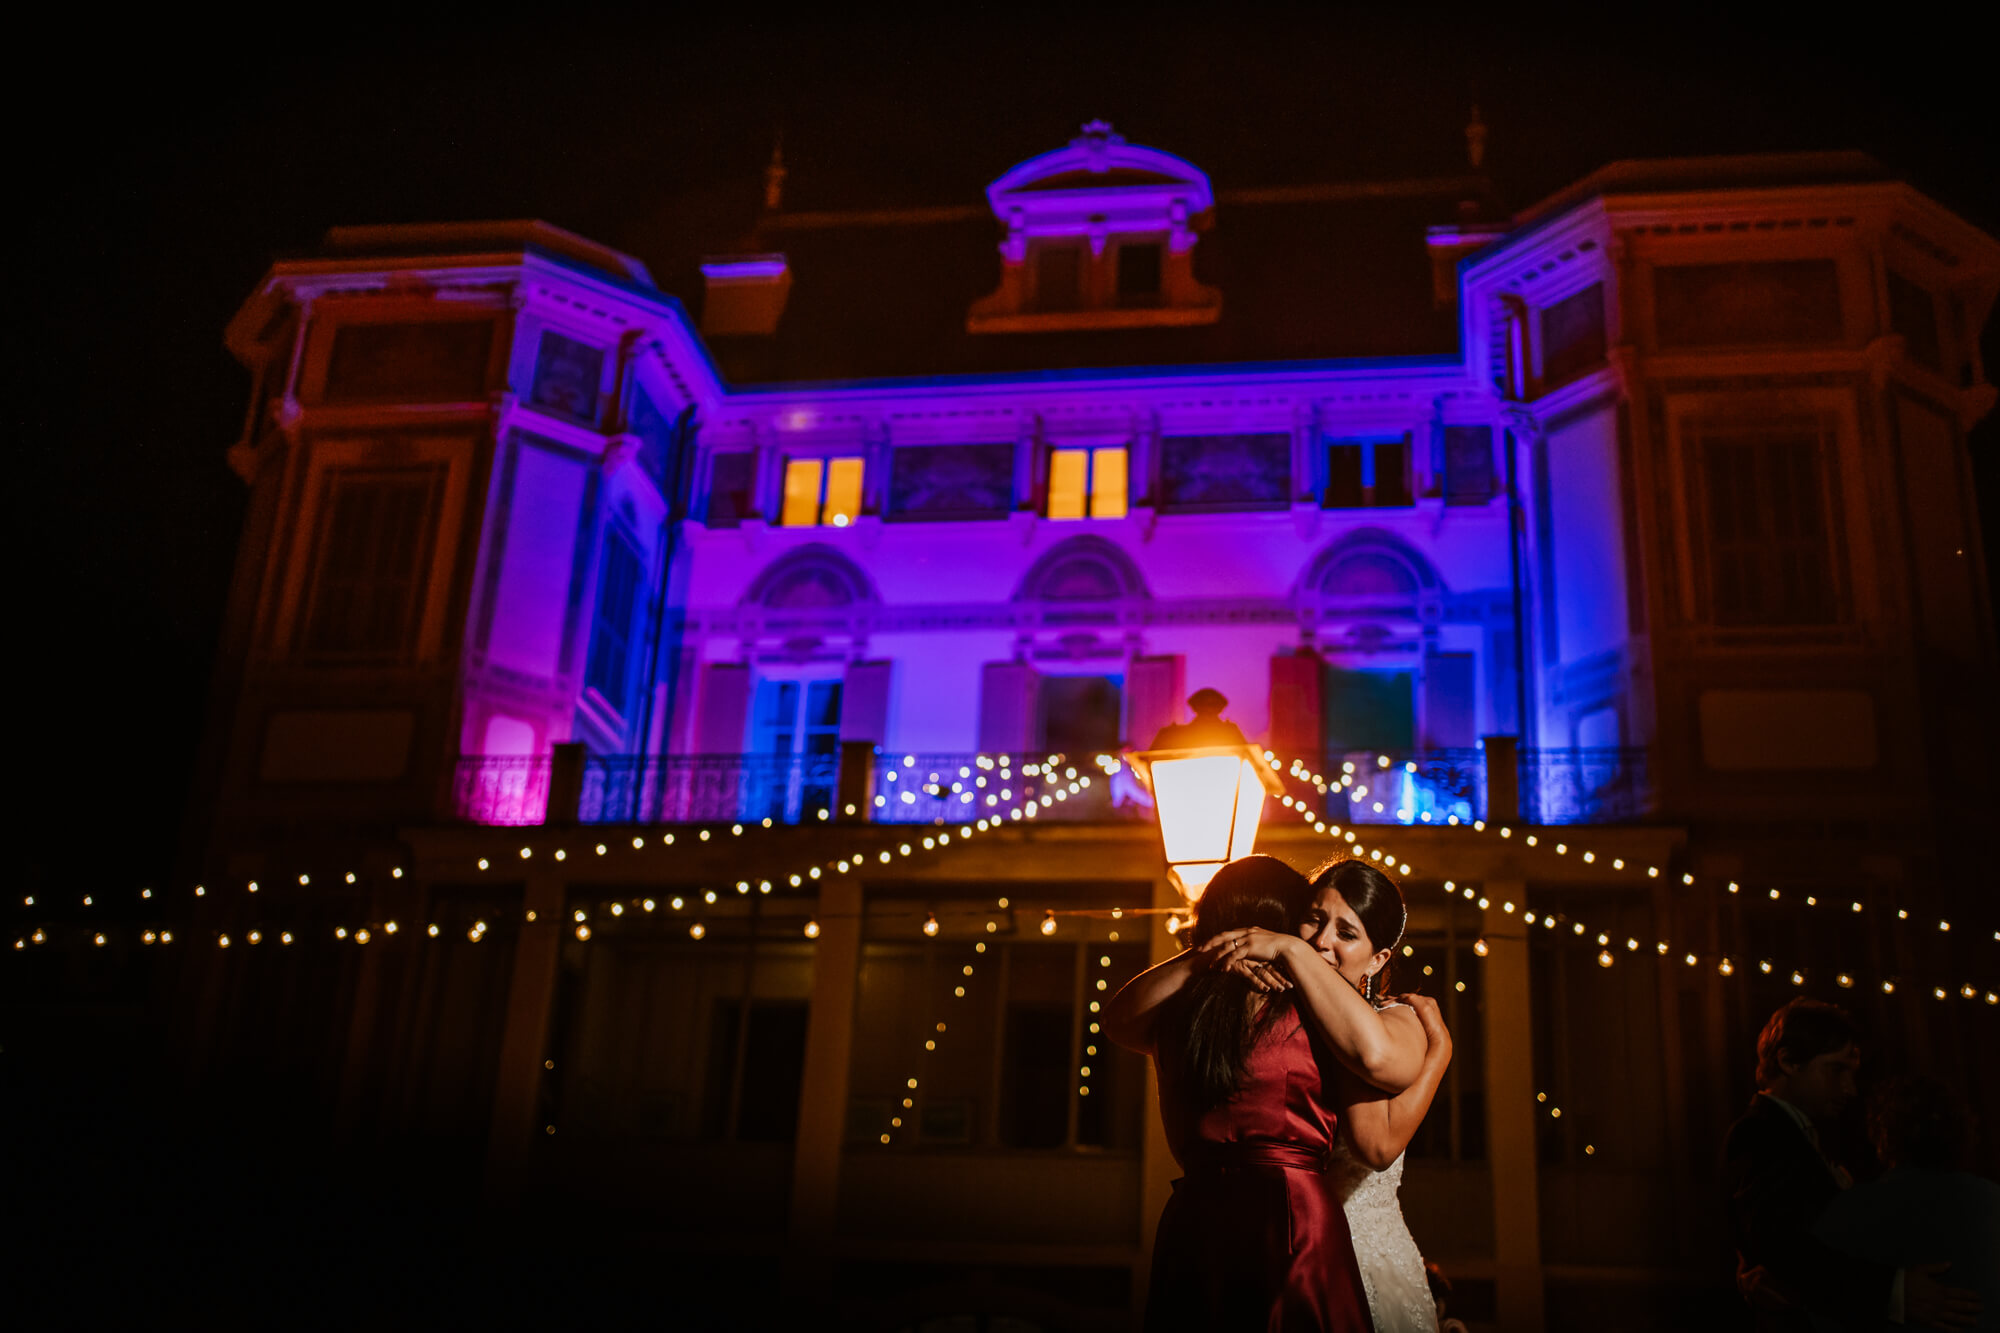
[449,752,1156,827]
[1309,746,1652,827]
[449,746,1651,828]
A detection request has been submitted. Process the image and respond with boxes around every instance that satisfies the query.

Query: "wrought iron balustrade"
[583,752,840,825]
[451,743,1653,829]
[1520,747,1653,825]
[452,756,553,826]
[1287,746,1653,827]
[869,753,1152,825]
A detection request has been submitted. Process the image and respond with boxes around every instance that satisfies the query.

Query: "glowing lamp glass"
[1142,753,1273,900]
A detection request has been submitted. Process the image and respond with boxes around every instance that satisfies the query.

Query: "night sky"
[20,14,1998,896]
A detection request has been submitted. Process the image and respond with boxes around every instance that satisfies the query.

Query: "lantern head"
[1126,689,1285,901]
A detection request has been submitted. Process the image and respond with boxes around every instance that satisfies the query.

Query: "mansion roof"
[678,181,1478,384]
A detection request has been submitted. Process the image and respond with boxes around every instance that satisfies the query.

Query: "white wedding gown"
[1331,1136,1439,1332]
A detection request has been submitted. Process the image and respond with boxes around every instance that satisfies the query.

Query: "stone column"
[484,870,566,1201]
[786,873,865,1276]
[1485,872,1544,1330]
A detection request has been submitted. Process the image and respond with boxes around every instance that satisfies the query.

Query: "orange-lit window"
[1089,447,1128,518]
[1047,447,1128,520]
[781,457,865,527]
[824,457,864,526]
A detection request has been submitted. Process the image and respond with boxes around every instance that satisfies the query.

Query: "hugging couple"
[1108,853,1455,1333]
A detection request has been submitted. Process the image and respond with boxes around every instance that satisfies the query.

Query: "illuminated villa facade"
[195,126,1999,1329]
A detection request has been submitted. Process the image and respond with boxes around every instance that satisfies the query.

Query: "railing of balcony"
[1521,747,1653,825]
[450,745,1652,828]
[453,756,553,826]
[581,753,842,825]
[869,753,1151,825]
[1296,746,1653,827]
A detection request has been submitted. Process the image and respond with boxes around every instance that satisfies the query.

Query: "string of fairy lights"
[11,744,1990,1170]
[9,746,1994,1009]
[1259,748,1996,1006]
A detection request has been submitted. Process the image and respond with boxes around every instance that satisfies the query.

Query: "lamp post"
[1125,688,1286,902]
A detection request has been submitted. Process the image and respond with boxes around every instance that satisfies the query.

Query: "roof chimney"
[763,136,787,212]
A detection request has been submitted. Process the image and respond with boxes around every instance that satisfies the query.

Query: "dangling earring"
[1363,971,1375,1002]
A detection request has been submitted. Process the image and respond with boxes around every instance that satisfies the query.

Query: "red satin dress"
[1145,1006,1375,1333]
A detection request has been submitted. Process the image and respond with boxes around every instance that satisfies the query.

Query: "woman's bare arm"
[1339,994,1452,1168]
[1200,929,1427,1092]
[1102,950,1199,1055]
[1104,944,1291,1055]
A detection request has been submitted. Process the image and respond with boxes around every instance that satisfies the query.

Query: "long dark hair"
[1306,857,1407,1001]
[1162,855,1313,1109]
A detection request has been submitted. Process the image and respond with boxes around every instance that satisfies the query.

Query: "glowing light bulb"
[804,920,820,939]
[1041,911,1057,936]
[690,923,705,940]
[923,913,940,937]
[1473,938,1489,957]
[477,859,489,871]
[1597,951,1613,968]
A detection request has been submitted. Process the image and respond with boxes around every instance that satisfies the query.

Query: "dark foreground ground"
[6,994,1754,1332]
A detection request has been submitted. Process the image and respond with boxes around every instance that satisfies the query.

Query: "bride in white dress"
[1295,859,1456,1333]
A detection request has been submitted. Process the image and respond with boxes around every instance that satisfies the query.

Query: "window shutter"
[1268,650,1323,760]
[978,661,1041,754]
[1125,655,1184,752]
[692,664,751,753]
[840,661,893,745]
[1422,651,1477,749]
[1444,426,1496,506]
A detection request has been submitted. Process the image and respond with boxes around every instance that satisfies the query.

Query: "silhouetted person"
[1147,688,1249,750]
[1813,1076,1998,1331]
[1725,1000,1980,1332]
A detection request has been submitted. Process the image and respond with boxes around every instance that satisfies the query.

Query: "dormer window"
[968,122,1221,333]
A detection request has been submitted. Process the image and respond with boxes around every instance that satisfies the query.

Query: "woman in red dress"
[1106,855,1429,1332]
